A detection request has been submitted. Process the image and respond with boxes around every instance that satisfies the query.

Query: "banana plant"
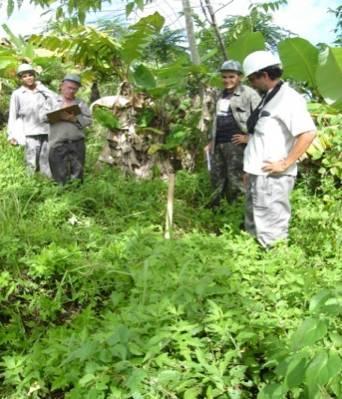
[227,32,342,110]
[29,12,164,87]
[278,38,342,109]
[0,24,56,78]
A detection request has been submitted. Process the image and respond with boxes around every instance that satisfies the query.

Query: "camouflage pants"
[210,142,245,205]
[25,135,51,178]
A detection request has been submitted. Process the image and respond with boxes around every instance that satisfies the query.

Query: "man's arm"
[75,101,92,128]
[232,86,261,145]
[262,131,316,174]
[231,133,249,145]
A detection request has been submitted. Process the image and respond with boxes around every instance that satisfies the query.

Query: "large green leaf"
[290,318,328,351]
[316,47,342,108]
[7,0,15,16]
[155,60,190,88]
[326,351,342,381]
[132,64,156,89]
[0,49,17,70]
[0,58,17,71]
[227,32,265,64]
[285,353,308,389]
[258,383,287,399]
[304,350,339,398]
[93,107,121,130]
[121,12,165,65]
[305,351,329,398]
[278,38,318,88]
[184,387,201,399]
[309,288,342,315]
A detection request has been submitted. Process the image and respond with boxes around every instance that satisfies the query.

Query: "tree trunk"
[89,82,101,103]
[202,0,228,60]
[181,0,201,65]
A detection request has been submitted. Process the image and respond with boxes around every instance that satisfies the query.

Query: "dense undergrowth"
[0,132,341,399]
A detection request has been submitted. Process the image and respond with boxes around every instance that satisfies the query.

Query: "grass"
[0,131,341,398]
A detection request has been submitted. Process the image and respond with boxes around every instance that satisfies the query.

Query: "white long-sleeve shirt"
[7,82,53,145]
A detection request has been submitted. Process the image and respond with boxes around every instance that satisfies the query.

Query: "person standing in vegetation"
[242,50,316,247]
[205,60,260,207]
[8,64,52,177]
[41,74,92,185]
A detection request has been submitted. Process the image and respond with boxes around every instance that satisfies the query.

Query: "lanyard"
[247,81,283,134]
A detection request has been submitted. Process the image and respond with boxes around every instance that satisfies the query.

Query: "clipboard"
[47,104,81,124]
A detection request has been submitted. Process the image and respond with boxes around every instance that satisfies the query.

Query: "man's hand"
[9,138,18,146]
[262,159,288,174]
[232,133,249,145]
[61,111,77,122]
[204,142,212,153]
[262,131,315,175]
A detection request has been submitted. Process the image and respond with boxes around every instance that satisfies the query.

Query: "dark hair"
[259,65,283,80]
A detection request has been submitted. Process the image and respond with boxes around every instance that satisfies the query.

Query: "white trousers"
[25,135,51,178]
[245,174,296,247]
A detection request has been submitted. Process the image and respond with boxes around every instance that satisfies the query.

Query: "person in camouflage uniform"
[205,60,260,206]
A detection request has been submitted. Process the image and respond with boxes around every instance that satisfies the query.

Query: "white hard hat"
[243,51,281,77]
[17,63,36,76]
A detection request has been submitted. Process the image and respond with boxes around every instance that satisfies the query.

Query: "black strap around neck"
[247,81,283,134]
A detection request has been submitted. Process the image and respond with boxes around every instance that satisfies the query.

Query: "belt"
[58,138,84,144]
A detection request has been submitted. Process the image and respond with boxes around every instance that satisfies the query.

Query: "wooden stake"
[164,173,175,239]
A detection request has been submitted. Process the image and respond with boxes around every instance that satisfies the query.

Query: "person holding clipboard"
[40,74,92,185]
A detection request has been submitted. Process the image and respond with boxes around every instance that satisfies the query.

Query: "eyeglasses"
[248,74,258,83]
[248,72,264,83]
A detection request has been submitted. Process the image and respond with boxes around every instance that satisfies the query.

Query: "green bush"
[0,130,341,399]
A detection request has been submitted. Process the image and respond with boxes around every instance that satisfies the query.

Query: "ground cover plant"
[0,127,341,399]
[0,2,341,397]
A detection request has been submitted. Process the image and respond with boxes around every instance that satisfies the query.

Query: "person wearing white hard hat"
[7,63,53,177]
[205,59,260,207]
[39,73,92,185]
[241,50,316,247]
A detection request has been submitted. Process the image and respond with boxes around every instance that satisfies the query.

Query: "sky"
[0,0,339,46]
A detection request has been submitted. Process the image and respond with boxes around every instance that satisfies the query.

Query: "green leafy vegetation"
[0,1,341,397]
[0,128,341,398]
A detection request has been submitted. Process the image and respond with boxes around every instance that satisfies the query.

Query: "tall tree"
[200,0,228,60]
[181,0,200,65]
[197,1,292,71]
[330,5,342,45]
